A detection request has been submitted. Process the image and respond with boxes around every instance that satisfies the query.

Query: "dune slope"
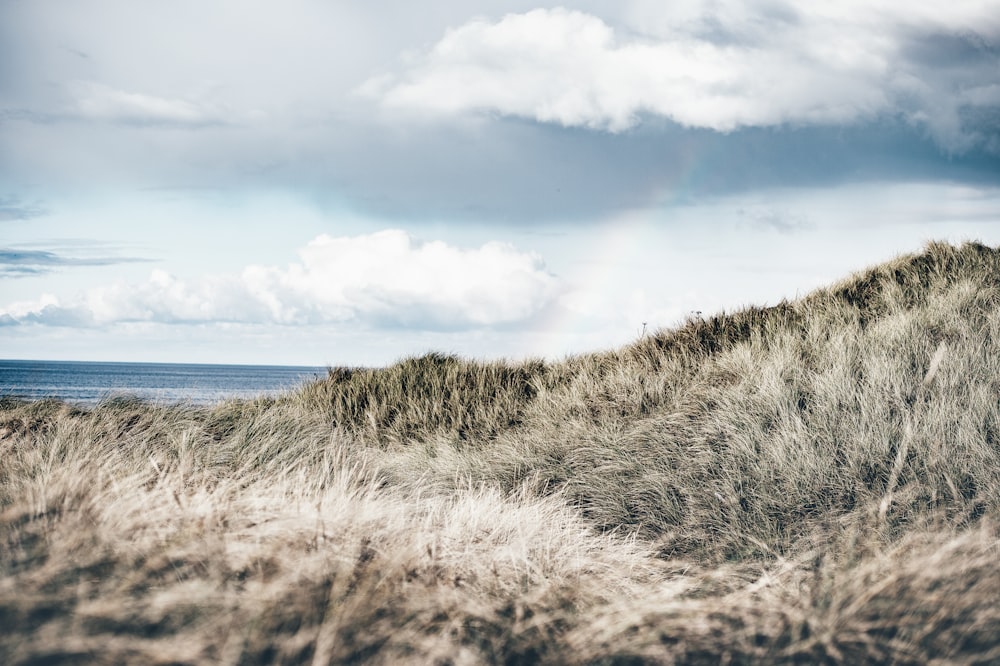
[3,240,1000,664]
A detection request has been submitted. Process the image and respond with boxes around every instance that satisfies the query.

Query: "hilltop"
[3,240,1000,664]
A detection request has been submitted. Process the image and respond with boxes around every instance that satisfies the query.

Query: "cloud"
[0,294,91,327]
[69,81,225,127]
[0,231,561,329]
[736,207,811,235]
[0,246,150,278]
[363,3,1000,152]
[2,1,997,229]
[0,196,47,221]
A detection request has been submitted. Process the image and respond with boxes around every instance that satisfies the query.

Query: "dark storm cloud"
[6,104,996,225]
[901,30,999,69]
[298,117,1000,223]
[898,28,1000,153]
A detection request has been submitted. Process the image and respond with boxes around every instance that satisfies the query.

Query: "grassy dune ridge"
[3,240,1000,663]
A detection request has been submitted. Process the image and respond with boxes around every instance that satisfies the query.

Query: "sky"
[1,1,999,367]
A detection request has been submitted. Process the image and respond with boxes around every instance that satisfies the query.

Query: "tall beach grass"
[3,240,1000,663]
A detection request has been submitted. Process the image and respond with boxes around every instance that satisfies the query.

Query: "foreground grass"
[3,240,1000,664]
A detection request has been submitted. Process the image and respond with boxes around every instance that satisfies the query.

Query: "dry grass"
[3,240,1000,664]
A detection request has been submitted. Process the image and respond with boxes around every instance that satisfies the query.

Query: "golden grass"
[3,240,1000,663]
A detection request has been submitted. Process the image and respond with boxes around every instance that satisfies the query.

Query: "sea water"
[0,359,328,406]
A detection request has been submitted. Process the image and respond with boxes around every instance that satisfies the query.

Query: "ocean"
[0,359,329,406]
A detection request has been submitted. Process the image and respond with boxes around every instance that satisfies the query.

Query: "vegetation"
[3,240,1000,664]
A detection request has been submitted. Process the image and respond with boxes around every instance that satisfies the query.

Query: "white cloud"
[0,231,561,330]
[362,3,1000,150]
[71,81,223,126]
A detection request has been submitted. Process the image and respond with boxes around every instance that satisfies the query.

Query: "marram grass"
[3,240,1000,664]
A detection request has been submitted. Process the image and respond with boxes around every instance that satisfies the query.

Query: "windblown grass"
[3,240,1000,664]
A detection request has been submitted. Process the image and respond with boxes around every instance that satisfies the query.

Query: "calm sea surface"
[0,359,328,406]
